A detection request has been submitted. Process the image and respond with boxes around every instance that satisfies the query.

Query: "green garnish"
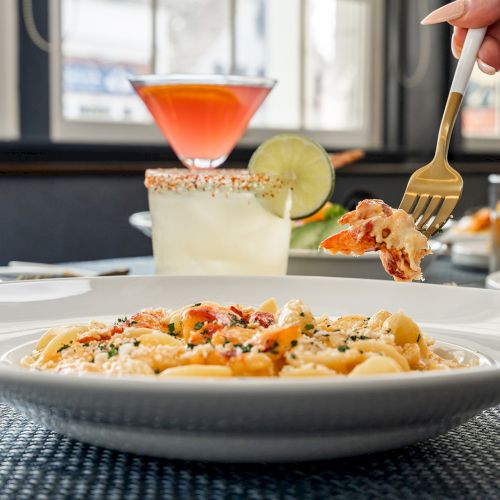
[304,324,314,330]
[107,344,119,358]
[82,342,90,347]
[193,303,201,307]
[291,340,298,347]
[154,368,161,374]
[268,341,280,354]
[416,334,421,343]
[299,312,305,317]
[167,323,176,334]
[133,340,141,347]
[234,343,253,353]
[117,317,128,323]
[194,322,204,331]
[187,343,195,350]
[57,343,71,353]
[337,345,350,352]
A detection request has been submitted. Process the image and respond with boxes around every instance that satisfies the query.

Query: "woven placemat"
[0,403,498,500]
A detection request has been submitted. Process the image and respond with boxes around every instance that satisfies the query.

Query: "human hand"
[421,0,500,74]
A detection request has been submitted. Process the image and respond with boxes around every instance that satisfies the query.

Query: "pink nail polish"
[477,60,497,75]
[421,0,465,25]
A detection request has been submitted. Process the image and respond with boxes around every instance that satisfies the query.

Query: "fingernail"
[451,38,461,59]
[477,59,497,75]
[421,0,465,25]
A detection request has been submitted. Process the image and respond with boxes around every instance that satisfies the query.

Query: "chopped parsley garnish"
[154,368,161,374]
[167,323,176,334]
[234,343,253,353]
[337,345,350,352]
[57,342,71,353]
[348,334,369,342]
[129,320,138,326]
[194,322,204,331]
[193,303,201,307]
[416,334,421,343]
[117,317,128,323]
[82,342,90,347]
[107,344,119,358]
[268,341,280,354]
[304,324,314,330]
[187,343,195,350]
[290,353,297,360]
[299,312,305,317]
[290,340,298,347]
[133,340,141,347]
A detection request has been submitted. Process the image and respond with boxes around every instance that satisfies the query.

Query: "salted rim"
[145,168,290,193]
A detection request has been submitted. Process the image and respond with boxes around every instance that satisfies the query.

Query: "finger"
[451,28,464,58]
[454,21,500,71]
[450,0,500,29]
[452,26,468,48]
[422,0,500,28]
[478,34,500,71]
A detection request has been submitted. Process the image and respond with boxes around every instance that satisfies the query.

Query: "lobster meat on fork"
[320,199,431,282]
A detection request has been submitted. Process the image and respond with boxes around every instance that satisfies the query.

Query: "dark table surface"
[0,256,498,499]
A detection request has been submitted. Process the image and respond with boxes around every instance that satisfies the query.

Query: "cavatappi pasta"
[22,299,461,377]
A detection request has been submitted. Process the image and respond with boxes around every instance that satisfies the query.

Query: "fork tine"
[422,197,459,238]
[410,194,430,222]
[416,196,443,230]
[399,192,418,214]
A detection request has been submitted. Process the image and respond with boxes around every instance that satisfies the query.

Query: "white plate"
[0,276,499,462]
[129,211,447,280]
[451,241,490,270]
[486,271,500,290]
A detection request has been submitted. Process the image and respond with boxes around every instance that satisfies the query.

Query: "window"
[0,0,19,141]
[461,66,500,151]
[50,0,383,148]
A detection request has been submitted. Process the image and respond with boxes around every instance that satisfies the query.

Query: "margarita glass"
[145,169,291,275]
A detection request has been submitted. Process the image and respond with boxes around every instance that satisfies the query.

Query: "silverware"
[399,28,486,238]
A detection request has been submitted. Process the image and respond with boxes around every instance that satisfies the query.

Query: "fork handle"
[450,27,487,95]
[434,27,487,163]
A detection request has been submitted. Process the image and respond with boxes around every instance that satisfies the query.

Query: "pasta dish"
[320,199,431,282]
[22,298,461,378]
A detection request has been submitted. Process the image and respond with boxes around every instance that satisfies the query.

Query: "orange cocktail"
[130,75,275,169]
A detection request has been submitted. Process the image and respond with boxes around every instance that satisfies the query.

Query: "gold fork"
[400,27,487,238]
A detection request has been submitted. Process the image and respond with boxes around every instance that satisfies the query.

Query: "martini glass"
[130,74,275,169]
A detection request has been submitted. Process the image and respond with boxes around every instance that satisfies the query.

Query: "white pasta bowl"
[0,275,499,462]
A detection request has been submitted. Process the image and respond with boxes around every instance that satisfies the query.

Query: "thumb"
[421,0,500,28]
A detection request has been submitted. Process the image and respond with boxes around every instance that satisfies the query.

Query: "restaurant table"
[0,255,498,499]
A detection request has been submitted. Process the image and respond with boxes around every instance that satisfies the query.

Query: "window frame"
[49,0,384,148]
[0,0,19,141]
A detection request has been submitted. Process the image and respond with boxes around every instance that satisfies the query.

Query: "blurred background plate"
[451,241,490,270]
[486,271,500,290]
[288,241,446,279]
[129,211,446,279]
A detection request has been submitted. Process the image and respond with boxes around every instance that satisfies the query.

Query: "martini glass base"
[181,155,228,170]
